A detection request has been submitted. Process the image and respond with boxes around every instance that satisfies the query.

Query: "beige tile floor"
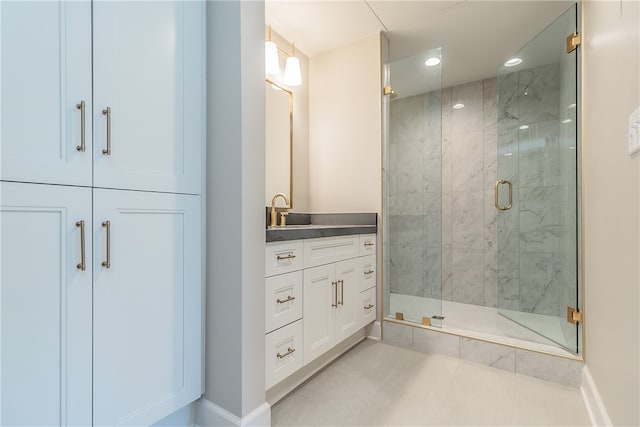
[271,340,591,426]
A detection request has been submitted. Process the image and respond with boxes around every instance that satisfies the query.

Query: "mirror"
[265,79,293,208]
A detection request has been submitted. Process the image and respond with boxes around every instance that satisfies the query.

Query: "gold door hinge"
[422,317,431,326]
[384,86,394,96]
[395,312,404,321]
[566,32,581,53]
[567,306,582,324]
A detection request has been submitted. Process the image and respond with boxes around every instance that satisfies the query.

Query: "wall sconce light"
[265,25,302,87]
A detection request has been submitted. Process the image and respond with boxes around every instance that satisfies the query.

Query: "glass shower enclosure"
[383,5,580,354]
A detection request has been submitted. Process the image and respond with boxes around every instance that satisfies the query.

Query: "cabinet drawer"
[303,235,359,269]
[266,271,303,334]
[359,234,376,256]
[359,255,376,293]
[265,320,303,390]
[359,288,376,329]
[266,240,304,277]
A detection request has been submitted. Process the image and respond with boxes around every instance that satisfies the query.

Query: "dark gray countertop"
[265,212,377,242]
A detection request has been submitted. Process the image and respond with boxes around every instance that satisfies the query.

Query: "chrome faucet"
[270,193,290,227]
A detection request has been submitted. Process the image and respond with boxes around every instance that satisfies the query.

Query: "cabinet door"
[93,1,204,194]
[93,189,202,426]
[303,264,335,365]
[334,259,359,344]
[1,1,92,186]
[1,182,92,426]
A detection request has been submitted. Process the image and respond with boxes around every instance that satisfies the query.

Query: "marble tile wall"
[442,78,498,308]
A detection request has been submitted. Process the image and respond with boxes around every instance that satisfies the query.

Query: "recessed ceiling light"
[569,146,576,150]
[568,103,577,109]
[504,152,513,156]
[453,103,464,109]
[504,58,522,67]
[562,119,573,124]
[519,125,529,130]
[425,57,441,67]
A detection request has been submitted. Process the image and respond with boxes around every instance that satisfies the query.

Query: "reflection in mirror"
[265,79,293,208]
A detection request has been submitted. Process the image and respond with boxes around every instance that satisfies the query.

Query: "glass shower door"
[383,47,443,326]
[496,5,579,353]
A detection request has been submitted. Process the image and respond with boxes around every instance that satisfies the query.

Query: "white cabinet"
[0,183,202,426]
[359,234,376,256]
[1,182,92,426]
[1,1,92,186]
[265,320,303,390]
[358,255,376,293]
[303,258,361,365]
[265,233,376,387]
[266,240,304,277]
[359,288,377,329]
[1,2,204,422]
[93,189,202,426]
[266,271,303,334]
[334,259,360,344]
[93,1,204,194]
[1,0,204,194]
[303,235,359,269]
[302,263,335,363]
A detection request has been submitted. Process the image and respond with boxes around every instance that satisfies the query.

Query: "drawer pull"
[276,347,295,359]
[338,279,344,306]
[364,269,374,275]
[364,304,375,310]
[276,295,295,304]
[364,242,374,247]
[276,254,296,261]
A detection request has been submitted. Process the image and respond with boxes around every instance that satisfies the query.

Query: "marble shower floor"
[271,340,590,426]
[389,293,574,357]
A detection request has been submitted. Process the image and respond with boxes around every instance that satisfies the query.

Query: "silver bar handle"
[364,242,374,247]
[276,254,295,261]
[101,220,111,268]
[276,347,295,359]
[102,107,111,155]
[76,220,86,271]
[331,281,337,308]
[276,295,295,304]
[495,179,513,211]
[76,101,86,152]
[338,279,344,306]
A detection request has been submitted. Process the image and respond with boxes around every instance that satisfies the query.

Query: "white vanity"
[264,224,377,391]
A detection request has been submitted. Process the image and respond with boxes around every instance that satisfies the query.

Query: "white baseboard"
[580,366,612,427]
[195,399,270,427]
[366,320,382,341]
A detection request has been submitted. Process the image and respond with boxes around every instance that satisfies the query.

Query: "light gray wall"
[205,0,266,419]
[583,1,640,425]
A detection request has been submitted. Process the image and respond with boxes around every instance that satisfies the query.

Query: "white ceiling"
[265,0,575,89]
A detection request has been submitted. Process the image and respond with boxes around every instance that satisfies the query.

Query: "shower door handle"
[495,180,513,211]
